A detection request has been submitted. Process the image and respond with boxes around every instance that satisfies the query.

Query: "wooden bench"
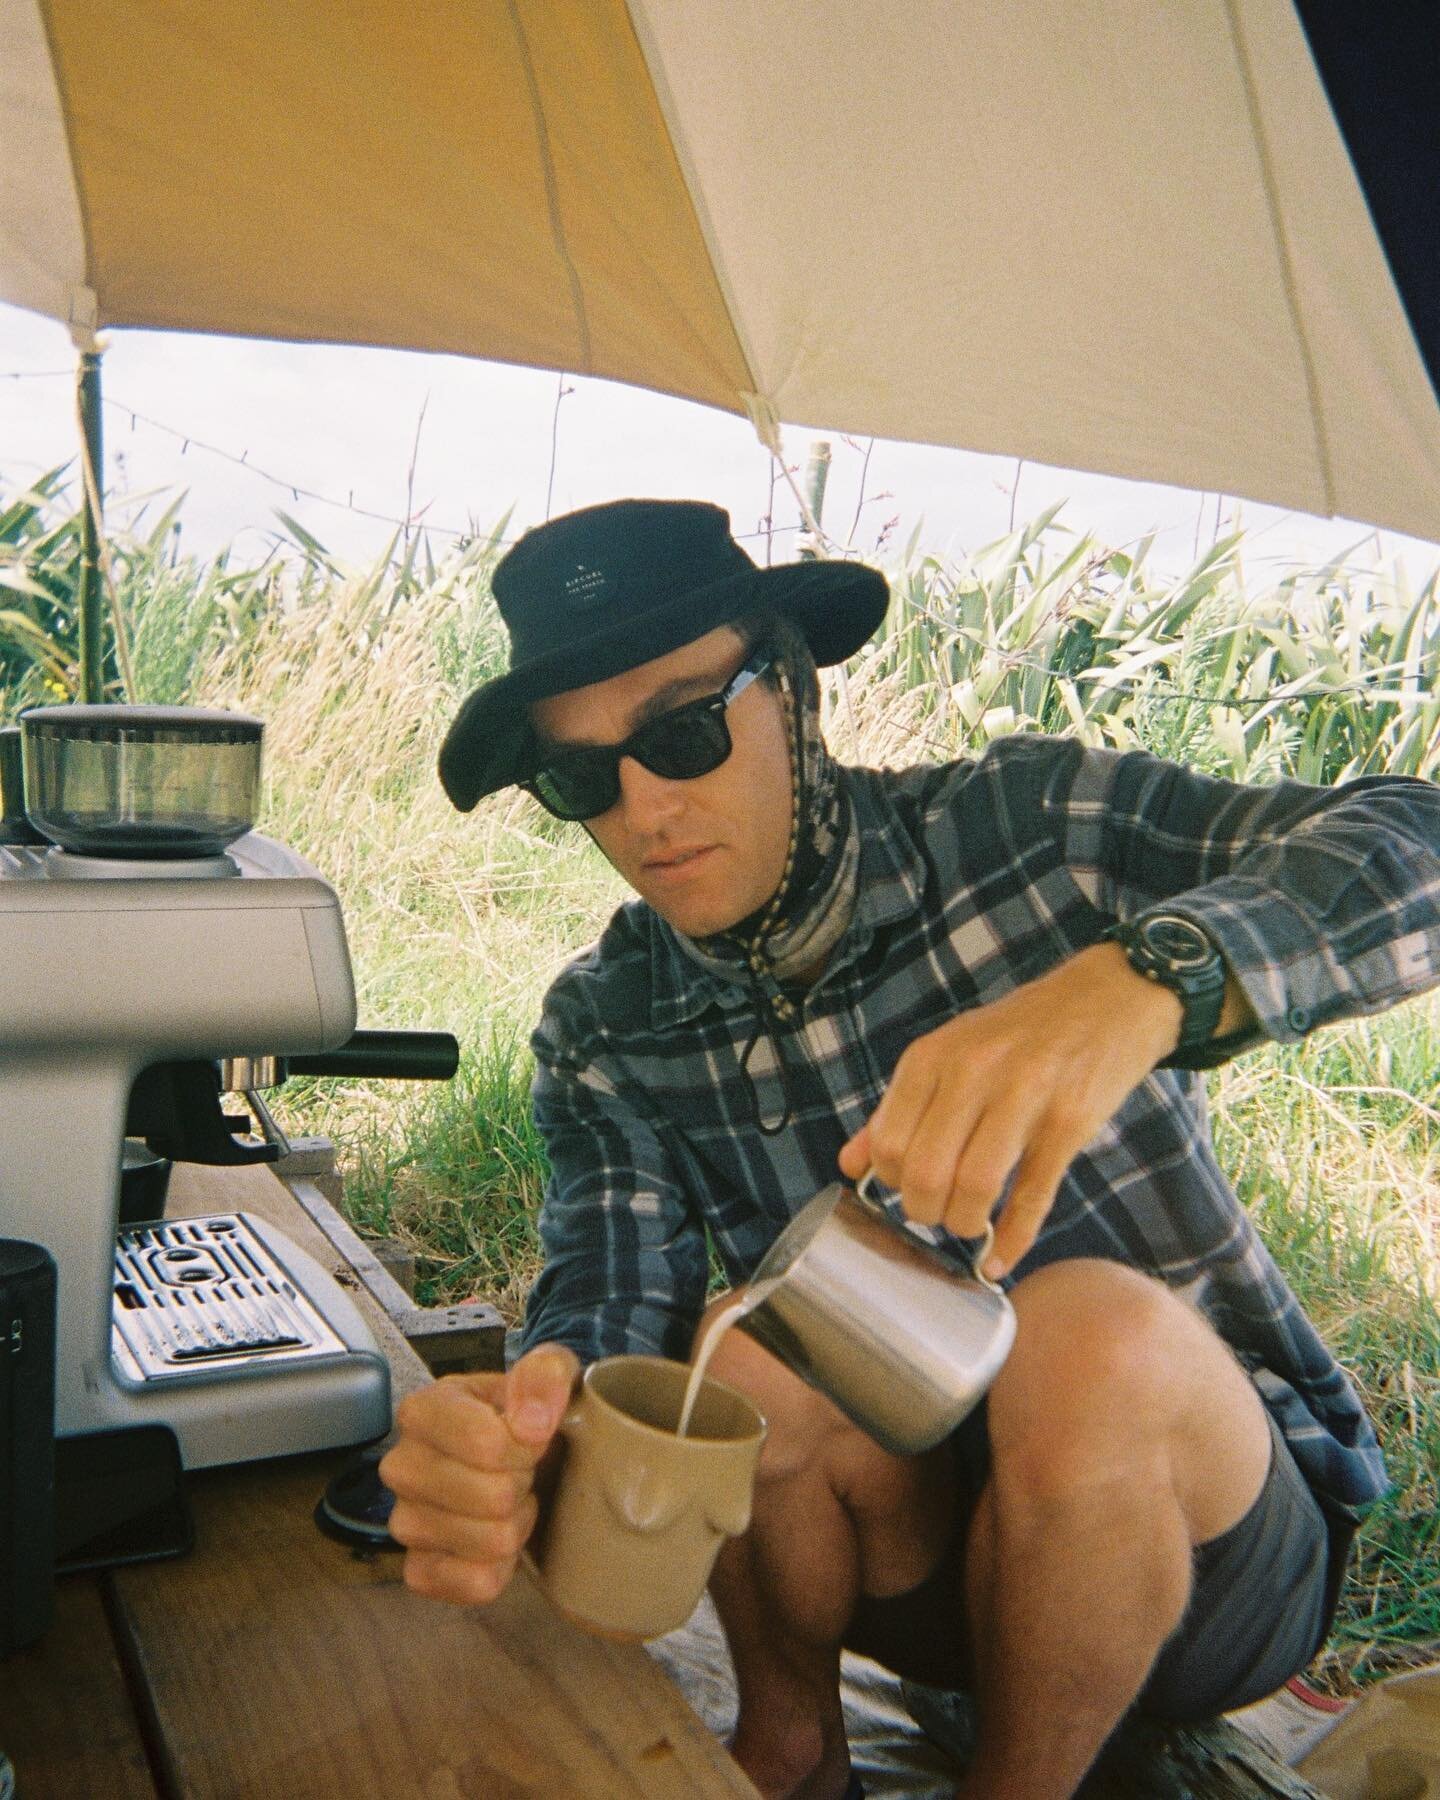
[0,1161,757,1798]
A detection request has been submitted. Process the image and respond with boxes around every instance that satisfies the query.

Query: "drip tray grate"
[113,1213,348,1382]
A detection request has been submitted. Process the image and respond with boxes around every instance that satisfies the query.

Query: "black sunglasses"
[526,645,775,821]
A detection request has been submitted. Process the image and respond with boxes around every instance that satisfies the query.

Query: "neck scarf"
[677,621,862,1131]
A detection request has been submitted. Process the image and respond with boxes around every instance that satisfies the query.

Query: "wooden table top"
[0,1162,757,1799]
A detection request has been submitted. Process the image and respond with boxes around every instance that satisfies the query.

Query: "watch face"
[1138,914,1214,968]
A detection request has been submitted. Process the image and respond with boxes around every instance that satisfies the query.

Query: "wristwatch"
[1104,912,1231,1070]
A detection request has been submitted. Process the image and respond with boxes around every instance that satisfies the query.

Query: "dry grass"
[1210,1019,1440,1690]
[197,559,629,1034]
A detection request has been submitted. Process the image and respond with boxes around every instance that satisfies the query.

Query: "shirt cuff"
[1152,877,1356,1045]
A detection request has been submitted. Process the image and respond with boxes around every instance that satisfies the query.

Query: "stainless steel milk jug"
[737,1174,1016,1455]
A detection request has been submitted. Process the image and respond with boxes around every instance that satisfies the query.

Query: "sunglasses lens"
[530,688,743,820]
[531,752,618,821]
[632,705,732,780]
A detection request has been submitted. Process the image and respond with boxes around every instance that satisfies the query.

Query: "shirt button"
[1287,1005,1310,1032]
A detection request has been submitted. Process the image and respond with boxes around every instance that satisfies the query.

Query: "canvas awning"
[4,1,1439,541]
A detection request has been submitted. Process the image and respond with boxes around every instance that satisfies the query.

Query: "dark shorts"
[843,1400,1358,1724]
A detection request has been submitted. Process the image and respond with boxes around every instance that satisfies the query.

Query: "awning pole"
[797,439,832,561]
[76,349,105,703]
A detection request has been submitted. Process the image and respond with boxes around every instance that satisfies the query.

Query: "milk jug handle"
[854,1168,1005,1295]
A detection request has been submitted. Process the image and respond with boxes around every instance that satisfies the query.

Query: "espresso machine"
[0,706,392,1472]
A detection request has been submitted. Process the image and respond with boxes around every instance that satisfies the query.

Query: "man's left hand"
[838,942,1201,1279]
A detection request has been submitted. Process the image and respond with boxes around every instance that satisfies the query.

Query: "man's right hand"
[379,1342,580,1606]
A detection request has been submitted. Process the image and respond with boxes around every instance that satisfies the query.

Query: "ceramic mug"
[533,1354,766,1642]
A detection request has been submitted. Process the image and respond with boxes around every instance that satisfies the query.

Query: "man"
[379,499,1440,1799]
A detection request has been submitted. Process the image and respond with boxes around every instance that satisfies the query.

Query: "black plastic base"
[314,1447,400,1551]
[54,1424,193,1574]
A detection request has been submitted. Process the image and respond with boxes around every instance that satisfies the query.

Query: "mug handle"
[855,1167,1005,1295]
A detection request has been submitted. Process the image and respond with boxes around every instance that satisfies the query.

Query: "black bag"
[0,1239,56,1658]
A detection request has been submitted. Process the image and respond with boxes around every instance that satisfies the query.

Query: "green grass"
[4,483,1438,1690]
[1210,1015,1440,1685]
[305,1027,549,1323]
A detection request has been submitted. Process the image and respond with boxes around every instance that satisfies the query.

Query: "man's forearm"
[1089,942,1255,1062]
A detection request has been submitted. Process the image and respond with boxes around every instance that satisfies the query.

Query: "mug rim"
[584,1352,767,1447]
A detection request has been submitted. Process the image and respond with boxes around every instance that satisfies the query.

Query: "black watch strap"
[1104,913,1230,1070]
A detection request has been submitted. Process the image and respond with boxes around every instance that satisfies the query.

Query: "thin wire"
[2,388,803,548]
[9,380,1432,719]
[101,395,479,538]
[12,372,1404,575]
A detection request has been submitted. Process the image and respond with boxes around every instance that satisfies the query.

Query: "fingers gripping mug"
[534,1355,766,1642]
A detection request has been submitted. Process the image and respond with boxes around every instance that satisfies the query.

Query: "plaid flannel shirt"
[521,735,1440,1510]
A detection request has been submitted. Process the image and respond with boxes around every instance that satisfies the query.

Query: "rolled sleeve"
[1045,742,1440,1044]
[1162,837,1440,1042]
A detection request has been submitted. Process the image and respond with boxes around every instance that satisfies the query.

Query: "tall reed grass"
[3,483,1437,1688]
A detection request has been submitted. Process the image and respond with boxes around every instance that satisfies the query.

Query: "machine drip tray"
[114,1214,350,1381]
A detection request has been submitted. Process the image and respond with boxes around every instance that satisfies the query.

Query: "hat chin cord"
[720,645,860,1137]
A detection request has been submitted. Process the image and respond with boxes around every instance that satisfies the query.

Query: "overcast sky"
[3,299,1438,586]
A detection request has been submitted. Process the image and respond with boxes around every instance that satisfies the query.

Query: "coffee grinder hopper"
[0,706,406,1469]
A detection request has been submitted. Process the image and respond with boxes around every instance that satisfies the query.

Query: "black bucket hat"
[439,498,889,812]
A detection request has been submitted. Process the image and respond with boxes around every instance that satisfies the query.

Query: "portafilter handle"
[218,1031,461,1094]
[281,1030,460,1083]
[128,1061,281,1166]
[218,1031,460,1160]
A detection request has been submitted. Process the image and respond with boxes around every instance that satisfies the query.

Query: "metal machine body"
[0,832,391,1468]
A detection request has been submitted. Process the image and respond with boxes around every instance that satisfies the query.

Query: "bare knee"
[1000,1258,1244,1411]
[990,1259,1269,1537]
[1004,1259,1190,1402]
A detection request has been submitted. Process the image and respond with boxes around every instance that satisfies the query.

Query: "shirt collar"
[646,767,928,1029]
